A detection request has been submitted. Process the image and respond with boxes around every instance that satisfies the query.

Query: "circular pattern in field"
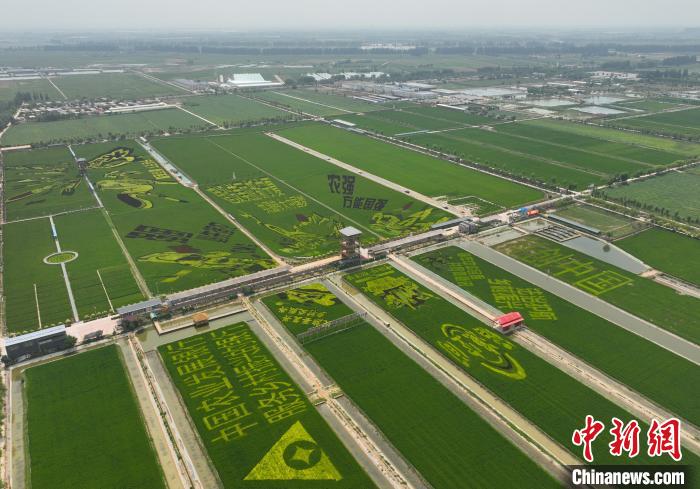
[43,251,78,265]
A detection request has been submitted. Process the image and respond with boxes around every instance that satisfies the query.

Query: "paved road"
[119,339,187,489]
[459,239,700,365]
[325,275,575,483]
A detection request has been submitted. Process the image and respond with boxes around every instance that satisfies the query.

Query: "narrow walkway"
[44,76,67,99]
[49,215,79,322]
[267,132,464,216]
[172,105,222,129]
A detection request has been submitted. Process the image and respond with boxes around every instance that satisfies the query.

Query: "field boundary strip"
[268,91,355,114]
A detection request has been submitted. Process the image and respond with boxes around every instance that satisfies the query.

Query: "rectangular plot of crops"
[24,345,166,489]
[344,264,700,466]
[3,218,72,334]
[73,142,276,294]
[262,283,559,488]
[158,322,375,488]
[152,132,452,259]
[2,108,205,147]
[412,245,700,426]
[3,146,95,221]
[55,209,144,318]
[277,124,544,213]
[495,235,700,344]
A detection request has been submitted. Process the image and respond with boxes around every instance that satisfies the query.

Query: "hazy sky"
[4,0,700,30]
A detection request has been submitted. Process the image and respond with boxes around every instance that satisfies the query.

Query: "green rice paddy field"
[152,131,452,259]
[337,106,494,135]
[512,118,700,157]
[412,246,700,425]
[403,120,684,189]
[1,108,205,146]
[3,218,72,333]
[608,107,700,138]
[73,142,276,294]
[617,228,700,286]
[159,322,375,489]
[495,235,700,344]
[604,167,700,222]
[0,78,60,102]
[50,72,186,100]
[3,146,96,221]
[181,94,292,125]
[56,209,144,318]
[344,264,699,464]
[3,207,144,333]
[24,345,166,489]
[262,284,560,488]
[277,123,544,214]
[255,89,381,116]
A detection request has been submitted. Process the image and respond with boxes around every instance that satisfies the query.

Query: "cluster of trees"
[593,190,700,225]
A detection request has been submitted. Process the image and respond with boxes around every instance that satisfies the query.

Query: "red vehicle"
[494,312,524,333]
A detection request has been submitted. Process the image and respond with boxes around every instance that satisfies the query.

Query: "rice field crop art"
[343,264,700,467]
[262,283,561,489]
[495,235,700,344]
[412,245,700,426]
[77,143,276,293]
[3,146,96,221]
[151,132,452,260]
[158,322,376,489]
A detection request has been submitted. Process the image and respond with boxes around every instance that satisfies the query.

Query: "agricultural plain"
[159,322,375,488]
[263,283,560,488]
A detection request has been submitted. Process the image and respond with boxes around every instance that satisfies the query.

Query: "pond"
[560,235,648,274]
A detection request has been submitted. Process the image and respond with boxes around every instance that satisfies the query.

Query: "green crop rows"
[344,263,699,465]
[56,209,144,318]
[608,107,700,138]
[413,245,700,425]
[50,72,186,100]
[181,94,292,126]
[262,283,559,488]
[24,345,166,489]
[495,235,700,344]
[159,322,375,488]
[277,123,543,214]
[2,108,206,146]
[3,218,72,333]
[617,228,700,286]
[152,131,451,259]
[3,146,95,221]
[73,142,276,294]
